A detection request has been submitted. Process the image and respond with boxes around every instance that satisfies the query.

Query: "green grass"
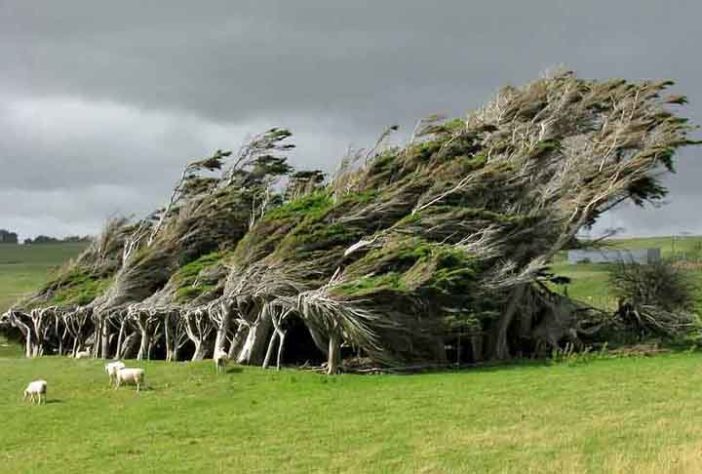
[3,354,702,472]
[3,239,702,471]
[0,243,87,312]
[549,236,702,311]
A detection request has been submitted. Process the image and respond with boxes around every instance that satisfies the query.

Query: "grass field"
[550,236,702,311]
[3,239,702,472]
[3,353,702,472]
[0,243,86,312]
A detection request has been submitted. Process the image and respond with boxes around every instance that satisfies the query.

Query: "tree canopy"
[2,72,699,371]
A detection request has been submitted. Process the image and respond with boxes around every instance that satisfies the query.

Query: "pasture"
[2,239,702,472]
[549,236,702,311]
[0,243,86,312]
[3,354,702,472]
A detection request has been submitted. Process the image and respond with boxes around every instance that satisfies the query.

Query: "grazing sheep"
[105,361,126,386]
[214,350,229,373]
[115,367,145,392]
[75,350,91,359]
[23,380,47,405]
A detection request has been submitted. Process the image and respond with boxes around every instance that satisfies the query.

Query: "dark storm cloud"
[1,0,700,238]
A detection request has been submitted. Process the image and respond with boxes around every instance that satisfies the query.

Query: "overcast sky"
[1,1,700,240]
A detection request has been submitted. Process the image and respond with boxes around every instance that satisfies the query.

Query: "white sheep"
[23,380,47,405]
[115,367,145,392]
[105,361,126,386]
[75,350,91,359]
[214,350,229,373]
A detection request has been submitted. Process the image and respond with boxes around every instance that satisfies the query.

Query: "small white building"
[567,248,661,264]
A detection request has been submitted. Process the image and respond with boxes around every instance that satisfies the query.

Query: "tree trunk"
[137,329,150,361]
[121,332,138,359]
[93,318,102,358]
[492,284,526,360]
[228,325,248,359]
[214,302,232,357]
[115,319,126,359]
[165,315,176,362]
[236,313,271,365]
[29,311,46,358]
[101,317,110,359]
[471,335,483,362]
[147,337,157,360]
[276,331,286,371]
[327,331,341,375]
[24,331,35,359]
[262,331,279,369]
[191,340,207,361]
[13,314,36,358]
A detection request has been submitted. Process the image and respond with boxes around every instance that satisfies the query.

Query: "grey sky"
[1,1,700,239]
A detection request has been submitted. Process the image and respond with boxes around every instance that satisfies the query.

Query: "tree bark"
[191,341,207,361]
[236,311,271,365]
[165,313,176,362]
[137,329,150,361]
[327,331,341,375]
[228,325,248,359]
[92,317,102,358]
[100,315,110,359]
[120,332,139,359]
[213,302,232,357]
[276,331,286,371]
[115,319,126,359]
[471,334,483,362]
[262,331,278,369]
[492,284,526,360]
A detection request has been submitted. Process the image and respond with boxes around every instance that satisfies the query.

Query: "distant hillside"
[550,236,702,311]
[0,243,87,312]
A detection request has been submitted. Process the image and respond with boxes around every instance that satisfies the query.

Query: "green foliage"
[529,139,561,159]
[336,272,408,296]
[171,250,227,303]
[47,268,112,306]
[175,285,217,303]
[609,260,697,312]
[335,239,479,303]
[262,191,334,222]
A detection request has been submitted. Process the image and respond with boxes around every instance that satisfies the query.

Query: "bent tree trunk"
[228,325,248,359]
[236,311,271,365]
[492,284,526,360]
[263,308,290,370]
[15,320,35,358]
[262,331,279,369]
[120,332,139,359]
[192,340,208,361]
[137,328,150,361]
[213,302,232,356]
[183,309,214,361]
